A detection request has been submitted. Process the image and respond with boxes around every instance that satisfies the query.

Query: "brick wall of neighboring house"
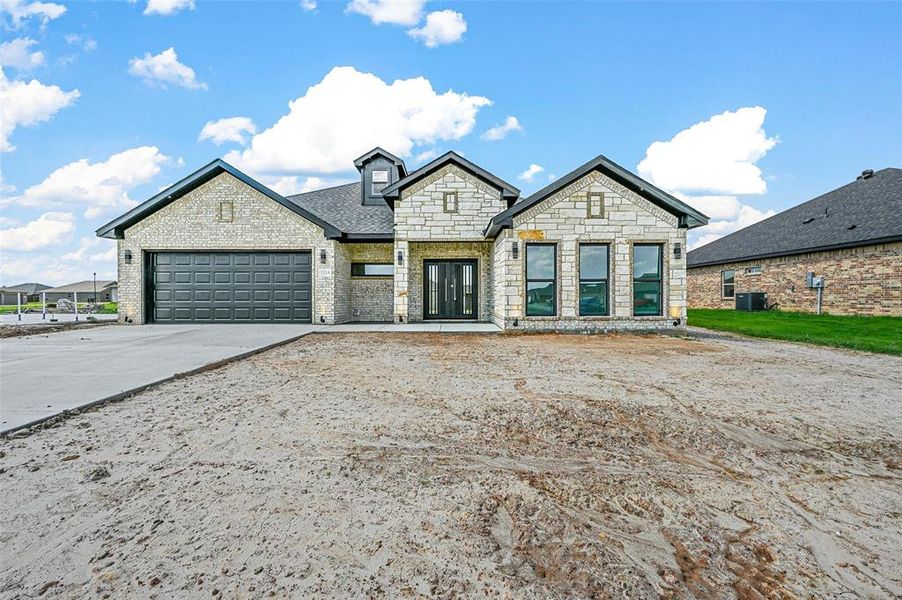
[118,172,339,324]
[344,243,393,322]
[492,170,689,332]
[687,241,902,316]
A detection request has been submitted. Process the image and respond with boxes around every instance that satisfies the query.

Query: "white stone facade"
[112,162,691,332]
[117,173,342,325]
[491,170,688,331]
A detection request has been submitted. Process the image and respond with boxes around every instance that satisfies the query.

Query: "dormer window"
[372,169,389,195]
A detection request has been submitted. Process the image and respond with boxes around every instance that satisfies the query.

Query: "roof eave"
[95,159,343,240]
[687,234,902,268]
[381,151,520,204]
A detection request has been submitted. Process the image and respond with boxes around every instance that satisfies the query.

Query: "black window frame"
[721,269,736,298]
[351,263,394,278]
[578,243,610,317]
[525,243,557,317]
[632,243,664,317]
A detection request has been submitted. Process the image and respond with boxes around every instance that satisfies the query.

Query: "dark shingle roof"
[286,182,394,237]
[485,153,708,237]
[687,168,902,267]
[4,283,50,294]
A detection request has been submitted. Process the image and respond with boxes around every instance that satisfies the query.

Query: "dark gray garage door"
[148,252,312,323]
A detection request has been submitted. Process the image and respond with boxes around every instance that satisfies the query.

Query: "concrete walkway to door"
[0,324,321,433]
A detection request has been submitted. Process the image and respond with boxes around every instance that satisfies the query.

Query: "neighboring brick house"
[96,149,708,330]
[687,168,901,316]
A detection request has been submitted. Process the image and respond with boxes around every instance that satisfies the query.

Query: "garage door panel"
[150,251,312,323]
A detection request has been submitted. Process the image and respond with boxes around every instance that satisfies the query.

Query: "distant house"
[40,281,118,304]
[0,288,25,306]
[0,283,51,303]
[687,168,901,316]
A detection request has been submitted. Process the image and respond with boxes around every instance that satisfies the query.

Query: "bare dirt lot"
[2,332,900,599]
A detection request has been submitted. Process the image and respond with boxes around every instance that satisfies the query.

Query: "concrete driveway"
[0,324,320,433]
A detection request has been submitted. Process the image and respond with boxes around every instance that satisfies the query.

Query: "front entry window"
[526,244,556,316]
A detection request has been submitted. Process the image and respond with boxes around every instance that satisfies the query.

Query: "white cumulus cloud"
[518,164,544,183]
[481,116,522,141]
[128,47,207,90]
[300,0,317,11]
[0,211,75,251]
[0,38,44,70]
[0,0,66,28]
[346,0,424,26]
[0,67,80,152]
[225,66,491,176]
[198,117,257,145]
[144,0,195,16]
[638,106,777,195]
[408,10,466,47]
[637,106,779,249]
[14,146,170,218]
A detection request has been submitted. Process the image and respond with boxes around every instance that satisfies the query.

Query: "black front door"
[424,260,478,320]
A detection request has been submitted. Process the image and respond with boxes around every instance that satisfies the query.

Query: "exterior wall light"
[397,250,404,266]
[673,243,682,259]
[320,249,327,264]
[511,241,519,259]
[124,250,133,264]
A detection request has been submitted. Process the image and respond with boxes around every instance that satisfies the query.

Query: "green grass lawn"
[0,303,43,314]
[688,309,902,355]
[0,302,118,315]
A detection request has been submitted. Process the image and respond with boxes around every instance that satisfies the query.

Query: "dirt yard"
[1,332,900,599]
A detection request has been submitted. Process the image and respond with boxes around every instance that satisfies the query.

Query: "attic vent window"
[444,191,458,213]
[218,201,233,222]
[802,217,815,224]
[587,192,604,218]
[371,170,389,195]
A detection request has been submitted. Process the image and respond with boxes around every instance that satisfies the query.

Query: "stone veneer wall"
[394,164,506,241]
[687,241,902,316]
[344,243,394,322]
[117,172,339,324]
[491,170,688,331]
[406,242,494,322]
[393,164,505,322]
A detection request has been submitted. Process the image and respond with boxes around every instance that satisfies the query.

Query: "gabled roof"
[96,159,342,240]
[353,147,407,177]
[42,280,117,294]
[4,283,50,294]
[286,181,394,239]
[687,167,902,268]
[380,151,520,206]
[485,153,708,237]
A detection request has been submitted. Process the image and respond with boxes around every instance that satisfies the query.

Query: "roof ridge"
[286,180,360,199]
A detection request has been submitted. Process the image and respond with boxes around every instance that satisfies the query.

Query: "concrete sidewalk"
[0,324,320,432]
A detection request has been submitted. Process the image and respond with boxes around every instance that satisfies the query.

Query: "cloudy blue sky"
[1,0,900,285]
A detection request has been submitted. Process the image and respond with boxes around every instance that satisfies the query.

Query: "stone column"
[393,240,409,322]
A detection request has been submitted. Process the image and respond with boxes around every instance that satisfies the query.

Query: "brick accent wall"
[345,243,393,322]
[687,241,902,316]
[117,172,339,324]
[492,170,688,332]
